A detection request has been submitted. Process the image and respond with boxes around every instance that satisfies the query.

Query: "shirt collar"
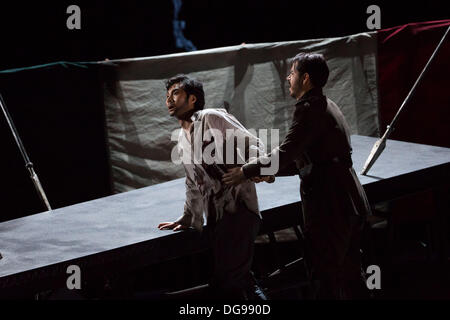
[190,110,201,122]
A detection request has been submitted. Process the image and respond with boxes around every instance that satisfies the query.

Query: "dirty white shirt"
[174,108,265,230]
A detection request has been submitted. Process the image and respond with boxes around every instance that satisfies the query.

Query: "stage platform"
[0,135,449,297]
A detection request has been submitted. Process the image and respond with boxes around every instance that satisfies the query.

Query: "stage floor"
[1,135,449,292]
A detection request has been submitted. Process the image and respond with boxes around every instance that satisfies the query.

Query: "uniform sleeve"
[175,171,204,230]
[275,161,298,176]
[242,103,323,178]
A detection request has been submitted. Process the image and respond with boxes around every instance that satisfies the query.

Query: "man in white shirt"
[158,74,268,300]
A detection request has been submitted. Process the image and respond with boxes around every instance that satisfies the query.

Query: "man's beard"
[289,83,299,99]
[174,98,193,120]
[289,88,297,98]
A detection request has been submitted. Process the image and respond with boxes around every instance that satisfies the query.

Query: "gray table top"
[1,135,449,279]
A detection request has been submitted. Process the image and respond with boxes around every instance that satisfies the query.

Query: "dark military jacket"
[242,87,371,237]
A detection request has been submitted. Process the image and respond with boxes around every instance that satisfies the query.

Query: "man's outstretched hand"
[222,167,246,186]
[158,222,188,231]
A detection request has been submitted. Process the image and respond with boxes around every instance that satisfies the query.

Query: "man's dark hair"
[165,74,205,111]
[292,53,329,88]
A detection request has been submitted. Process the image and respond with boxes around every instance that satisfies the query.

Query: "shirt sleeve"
[175,170,204,230]
[204,112,266,167]
[242,103,323,178]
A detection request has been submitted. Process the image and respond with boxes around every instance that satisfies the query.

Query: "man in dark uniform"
[223,53,371,299]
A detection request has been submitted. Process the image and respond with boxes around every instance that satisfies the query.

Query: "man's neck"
[179,119,193,131]
[296,85,316,100]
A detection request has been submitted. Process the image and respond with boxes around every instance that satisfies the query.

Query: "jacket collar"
[295,87,324,105]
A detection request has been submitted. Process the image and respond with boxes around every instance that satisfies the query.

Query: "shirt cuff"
[175,213,204,231]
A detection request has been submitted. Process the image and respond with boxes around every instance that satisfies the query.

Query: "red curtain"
[377,20,450,148]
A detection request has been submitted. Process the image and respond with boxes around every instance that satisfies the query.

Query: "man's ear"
[189,94,197,106]
[303,72,310,84]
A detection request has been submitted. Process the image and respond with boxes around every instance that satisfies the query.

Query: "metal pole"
[0,94,52,211]
[361,25,450,175]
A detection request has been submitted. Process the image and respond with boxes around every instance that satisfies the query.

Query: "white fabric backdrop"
[103,31,379,193]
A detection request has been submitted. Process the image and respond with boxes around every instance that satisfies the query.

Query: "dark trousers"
[304,215,369,300]
[208,207,261,299]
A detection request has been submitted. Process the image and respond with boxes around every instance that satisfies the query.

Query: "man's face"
[286,62,305,100]
[166,83,195,119]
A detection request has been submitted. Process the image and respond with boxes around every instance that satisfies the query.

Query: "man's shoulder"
[199,108,228,117]
[296,95,327,112]
[196,108,231,123]
[194,108,246,132]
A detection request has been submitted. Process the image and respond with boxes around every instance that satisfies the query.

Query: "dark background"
[0,0,448,222]
[0,1,449,69]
